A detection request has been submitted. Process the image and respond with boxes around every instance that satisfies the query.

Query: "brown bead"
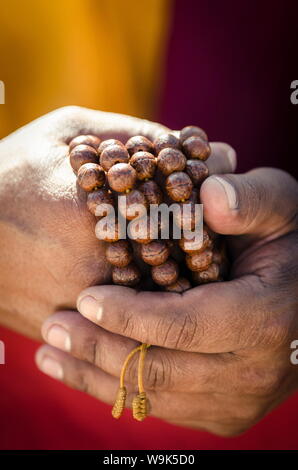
[107,163,137,193]
[186,160,209,186]
[154,133,181,154]
[69,144,98,172]
[192,263,220,284]
[165,277,192,293]
[140,240,170,266]
[100,144,129,171]
[126,135,155,156]
[165,172,193,202]
[151,259,179,286]
[186,249,213,272]
[77,163,105,192]
[157,148,186,176]
[182,136,211,161]
[180,125,208,143]
[98,139,124,154]
[112,263,141,286]
[178,228,213,254]
[87,189,114,216]
[173,195,202,231]
[69,134,101,151]
[128,216,155,244]
[118,189,147,220]
[129,151,156,180]
[138,180,163,205]
[95,217,122,242]
[106,240,133,267]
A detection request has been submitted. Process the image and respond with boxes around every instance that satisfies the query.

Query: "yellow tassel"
[111,386,127,419]
[132,391,148,422]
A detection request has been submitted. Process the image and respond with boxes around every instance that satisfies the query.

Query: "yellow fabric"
[0,0,171,138]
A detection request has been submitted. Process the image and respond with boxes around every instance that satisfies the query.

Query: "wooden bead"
[128,217,155,244]
[186,249,213,272]
[87,189,114,216]
[106,240,133,267]
[100,144,129,171]
[151,259,179,286]
[77,163,105,192]
[118,189,147,220]
[69,134,101,151]
[95,217,122,242]
[165,172,193,202]
[180,125,208,143]
[157,148,186,176]
[192,263,220,284]
[165,277,192,293]
[98,139,124,154]
[69,144,98,172]
[107,163,137,193]
[140,240,170,266]
[178,228,213,254]
[182,136,211,161]
[129,151,156,180]
[126,135,154,156]
[154,133,180,154]
[186,160,209,186]
[112,263,141,286]
[138,180,163,205]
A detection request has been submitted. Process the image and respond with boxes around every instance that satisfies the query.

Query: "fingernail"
[78,295,103,322]
[211,176,238,210]
[227,147,237,172]
[47,325,71,352]
[39,356,64,380]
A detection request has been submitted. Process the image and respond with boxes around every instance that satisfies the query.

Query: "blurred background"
[0,0,297,450]
[0,0,297,177]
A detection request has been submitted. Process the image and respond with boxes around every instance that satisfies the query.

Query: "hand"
[37,166,298,436]
[0,106,233,339]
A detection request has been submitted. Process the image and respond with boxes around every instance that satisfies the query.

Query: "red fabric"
[1,0,298,450]
[0,326,297,450]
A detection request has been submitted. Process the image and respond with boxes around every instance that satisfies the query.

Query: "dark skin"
[2,106,297,437]
[0,105,233,337]
[38,168,298,436]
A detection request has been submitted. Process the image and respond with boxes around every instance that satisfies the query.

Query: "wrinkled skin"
[0,106,233,339]
[2,106,297,437]
[34,111,298,436]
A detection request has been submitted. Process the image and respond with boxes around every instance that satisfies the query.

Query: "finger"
[42,311,237,393]
[35,344,127,405]
[35,345,246,424]
[77,276,270,353]
[47,106,171,144]
[200,168,298,240]
[206,142,237,174]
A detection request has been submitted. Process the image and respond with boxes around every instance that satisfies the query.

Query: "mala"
[68,126,227,421]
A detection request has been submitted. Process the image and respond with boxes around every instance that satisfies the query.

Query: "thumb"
[200,168,298,239]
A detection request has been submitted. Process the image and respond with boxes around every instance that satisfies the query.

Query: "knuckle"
[240,365,284,398]
[144,354,172,390]
[158,310,199,351]
[71,368,90,394]
[234,403,264,425]
[121,312,136,338]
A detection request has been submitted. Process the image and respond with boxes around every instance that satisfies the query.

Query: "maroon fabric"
[158,0,298,177]
[1,326,298,450]
[0,0,297,450]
